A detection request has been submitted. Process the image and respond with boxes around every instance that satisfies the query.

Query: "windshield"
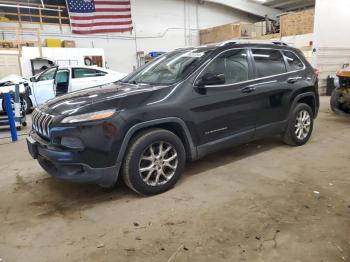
[123,48,213,85]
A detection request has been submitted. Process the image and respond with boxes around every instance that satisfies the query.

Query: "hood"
[337,67,350,78]
[42,82,167,116]
[0,74,28,86]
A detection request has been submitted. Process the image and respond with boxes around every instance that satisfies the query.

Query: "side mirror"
[196,73,225,87]
[30,76,37,82]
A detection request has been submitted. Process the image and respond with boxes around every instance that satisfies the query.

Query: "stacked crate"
[280,9,315,37]
[199,23,257,45]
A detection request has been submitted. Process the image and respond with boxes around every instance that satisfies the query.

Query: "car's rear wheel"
[122,128,186,195]
[282,103,314,146]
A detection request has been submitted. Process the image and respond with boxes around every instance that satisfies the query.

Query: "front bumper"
[26,131,120,187]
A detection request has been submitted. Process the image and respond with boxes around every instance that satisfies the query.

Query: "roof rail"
[219,39,289,47]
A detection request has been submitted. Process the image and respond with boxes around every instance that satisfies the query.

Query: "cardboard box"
[1,41,14,48]
[200,24,240,45]
[199,22,257,45]
[45,38,61,48]
[254,21,267,37]
[62,40,76,48]
[280,9,314,37]
[240,23,256,38]
[20,42,35,47]
[256,33,281,40]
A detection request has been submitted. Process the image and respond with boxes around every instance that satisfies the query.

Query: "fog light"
[61,136,84,149]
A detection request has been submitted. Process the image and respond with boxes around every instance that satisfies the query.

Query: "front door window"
[199,49,249,85]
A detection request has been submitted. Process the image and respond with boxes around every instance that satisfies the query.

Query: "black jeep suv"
[27,41,319,195]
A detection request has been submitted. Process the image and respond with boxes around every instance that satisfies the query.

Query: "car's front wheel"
[282,103,314,146]
[122,128,186,195]
[2,95,32,114]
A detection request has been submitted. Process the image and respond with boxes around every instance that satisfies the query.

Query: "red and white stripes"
[69,0,133,34]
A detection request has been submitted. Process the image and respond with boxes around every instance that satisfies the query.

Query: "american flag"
[66,0,133,34]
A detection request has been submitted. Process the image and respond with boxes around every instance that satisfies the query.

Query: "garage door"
[0,55,21,79]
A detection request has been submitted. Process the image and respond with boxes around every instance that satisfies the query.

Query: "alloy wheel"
[139,141,178,186]
[294,110,311,140]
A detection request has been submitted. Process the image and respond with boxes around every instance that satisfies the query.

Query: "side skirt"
[197,129,254,159]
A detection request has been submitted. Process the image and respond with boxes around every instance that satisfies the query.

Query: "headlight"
[334,77,340,88]
[61,109,116,124]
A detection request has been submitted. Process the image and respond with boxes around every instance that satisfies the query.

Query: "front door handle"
[287,77,302,84]
[241,87,256,93]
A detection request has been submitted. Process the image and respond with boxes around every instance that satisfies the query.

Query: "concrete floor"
[0,97,349,262]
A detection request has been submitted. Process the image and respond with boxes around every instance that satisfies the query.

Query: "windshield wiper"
[122,80,157,86]
[132,81,155,86]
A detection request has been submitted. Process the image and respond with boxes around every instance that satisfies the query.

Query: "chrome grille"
[32,108,54,139]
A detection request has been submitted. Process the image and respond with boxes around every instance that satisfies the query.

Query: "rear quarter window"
[283,51,305,71]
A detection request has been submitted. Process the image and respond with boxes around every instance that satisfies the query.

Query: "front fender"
[116,117,197,166]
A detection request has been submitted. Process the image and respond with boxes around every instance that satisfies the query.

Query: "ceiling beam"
[285,2,315,11]
[269,0,305,8]
[265,0,315,10]
[205,0,282,20]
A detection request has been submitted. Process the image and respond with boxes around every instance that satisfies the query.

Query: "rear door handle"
[241,87,256,93]
[287,77,302,84]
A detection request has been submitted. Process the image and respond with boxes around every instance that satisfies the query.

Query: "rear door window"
[95,70,107,76]
[73,68,104,78]
[283,51,304,71]
[251,49,287,78]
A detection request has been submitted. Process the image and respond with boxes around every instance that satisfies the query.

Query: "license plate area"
[27,136,38,159]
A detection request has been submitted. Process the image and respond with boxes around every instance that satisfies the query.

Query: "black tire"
[330,90,340,113]
[282,103,314,146]
[23,96,33,114]
[2,96,32,114]
[122,128,186,195]
[329,90,350,117]
[1,99,7,113]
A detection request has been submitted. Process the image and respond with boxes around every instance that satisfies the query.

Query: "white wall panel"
[0,55,21,79]
[312,0,350,89]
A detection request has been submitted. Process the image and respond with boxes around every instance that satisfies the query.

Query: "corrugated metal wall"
[317,47,350,89]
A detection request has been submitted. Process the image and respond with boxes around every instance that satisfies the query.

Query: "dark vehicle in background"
[26,41,319,195]
[330,65,350,116]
